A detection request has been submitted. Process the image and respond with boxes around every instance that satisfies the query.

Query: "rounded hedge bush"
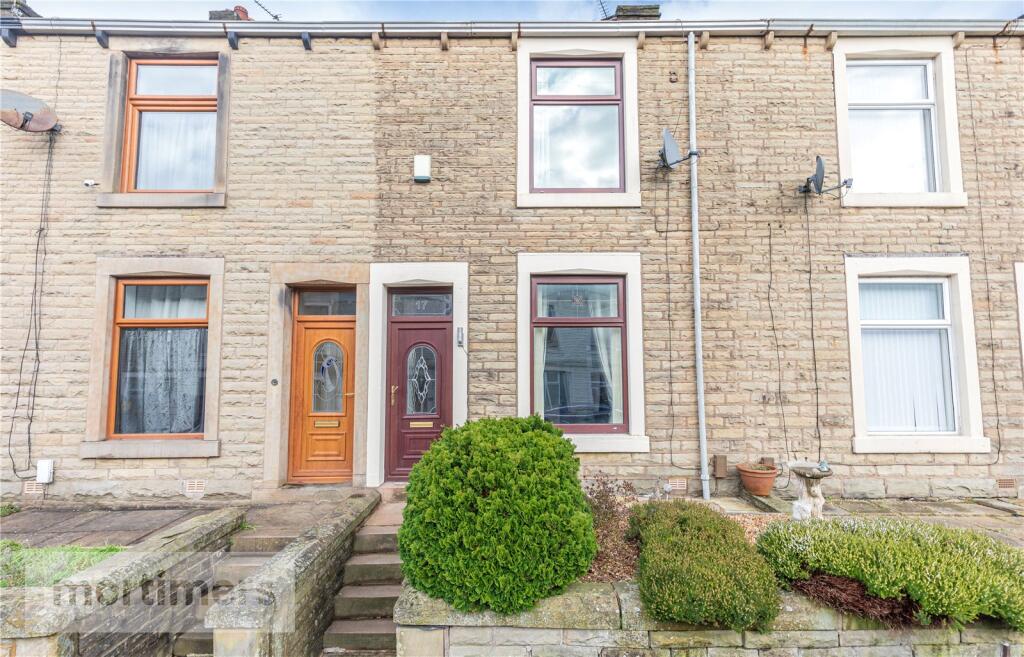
[627,501,780,631]
[398,416,597,614]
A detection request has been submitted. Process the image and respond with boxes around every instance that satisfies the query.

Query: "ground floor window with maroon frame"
[530,275,627,433]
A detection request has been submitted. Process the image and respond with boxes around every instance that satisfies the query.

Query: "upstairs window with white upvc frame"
[833,37,966,208]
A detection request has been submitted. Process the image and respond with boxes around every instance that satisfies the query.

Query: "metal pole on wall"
[688,31,711,500]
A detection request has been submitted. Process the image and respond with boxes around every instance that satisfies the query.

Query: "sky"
[27,0,1024,22]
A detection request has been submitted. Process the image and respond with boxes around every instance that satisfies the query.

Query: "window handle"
[390,385,398,406]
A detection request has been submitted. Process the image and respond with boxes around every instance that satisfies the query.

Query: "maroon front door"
[385,288,453,481]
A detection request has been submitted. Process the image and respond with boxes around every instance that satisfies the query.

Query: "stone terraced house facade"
[1,6,1022,503]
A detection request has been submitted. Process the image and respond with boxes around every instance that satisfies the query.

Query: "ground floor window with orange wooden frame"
[108,278,210,439]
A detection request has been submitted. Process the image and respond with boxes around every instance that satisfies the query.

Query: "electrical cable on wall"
[5,130,57,480]
[767,220,793,489]
[963,42,1006,467]
[4,37,62,481]
[802,193,824,462]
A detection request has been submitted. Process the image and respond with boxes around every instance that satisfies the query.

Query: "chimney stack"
[209,5,252,21]
[604,4,661,21]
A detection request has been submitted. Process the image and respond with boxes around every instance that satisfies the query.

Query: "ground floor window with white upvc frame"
[845,256,988,454]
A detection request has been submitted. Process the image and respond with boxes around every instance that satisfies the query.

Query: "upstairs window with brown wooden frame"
[108,279,210,439]
[530,276,628,433]
[121,59,219,193]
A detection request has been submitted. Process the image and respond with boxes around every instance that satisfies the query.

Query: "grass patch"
[0,503,19,517]
[628,500,780,632]
[756,517,1024,630]
[0,540,123,588]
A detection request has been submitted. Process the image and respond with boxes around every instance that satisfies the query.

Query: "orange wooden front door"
[287,317,355,483]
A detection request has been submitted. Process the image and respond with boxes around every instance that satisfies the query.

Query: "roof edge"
[2,17,1020,40]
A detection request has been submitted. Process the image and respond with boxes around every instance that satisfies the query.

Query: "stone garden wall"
[206,490,378,657]
[0,507,245,657]
[394,582,1023,657]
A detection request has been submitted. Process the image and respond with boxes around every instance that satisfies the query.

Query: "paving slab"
[0,510,79,534]
[0,507,199,547]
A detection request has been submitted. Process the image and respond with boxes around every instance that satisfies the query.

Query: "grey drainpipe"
[687,31,711,501]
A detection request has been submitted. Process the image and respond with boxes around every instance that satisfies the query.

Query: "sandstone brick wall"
[1,32,1021,500]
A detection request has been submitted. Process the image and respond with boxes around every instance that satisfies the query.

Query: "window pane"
[123,284,207,319]
[846,63,929,103]
[859,282,944,321]
[115,327,207,434]
[533,104,621,190]
[536,66,616,96]
[135,112,217,190]
[136,64,217,96]
[849,108,934,193]
[533,327,623,425]
[537,283,619,318]
[407,345,437,415]
[392,293,452,317]
[312,341,344,413]
[299,290,357,316]
[862,328,954,432]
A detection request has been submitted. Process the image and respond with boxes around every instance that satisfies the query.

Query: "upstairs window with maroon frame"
[530,60,624,193]
[531,276,627,433]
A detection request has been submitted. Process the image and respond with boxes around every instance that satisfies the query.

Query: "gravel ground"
[731,513,786,543]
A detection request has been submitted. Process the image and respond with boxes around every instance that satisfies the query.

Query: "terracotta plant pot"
[736,463,779,497]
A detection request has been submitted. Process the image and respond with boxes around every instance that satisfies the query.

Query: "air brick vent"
[22,481,46,495]
[182,479,207,497]
[996,478,1016,490]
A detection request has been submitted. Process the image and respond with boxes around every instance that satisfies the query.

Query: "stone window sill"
[841,192,968,208]
[853,435,990,454]
[96,192,226,209]
[517,191,641,208]
[568,434,650,453]
[79,439,220,459]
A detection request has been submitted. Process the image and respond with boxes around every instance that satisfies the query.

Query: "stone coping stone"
[1,506,246,638]
[396,580,1021,646]
[205,489,379,631]
[393,582,620,630]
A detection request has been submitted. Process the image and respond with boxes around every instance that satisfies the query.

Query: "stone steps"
[334,583,403,619]
[212,553,274,586]
[172,625,212,656]
[354,524,399,554]
[342,552,403,585]
[230,531,299,553]
[323,619,397,651]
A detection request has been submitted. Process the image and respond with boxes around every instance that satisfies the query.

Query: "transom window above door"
[530,276,627,433]
[121,59,219,193]
[298,290,357,316]
[530,59,624,193]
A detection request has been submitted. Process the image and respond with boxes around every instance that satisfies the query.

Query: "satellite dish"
[798,155,852,195]
[1,89,60,133]
[809,156,825,194]
[659,128,683,169]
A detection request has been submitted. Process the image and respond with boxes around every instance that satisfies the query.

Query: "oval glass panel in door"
[406,345,437,415]
[312,341,344,413]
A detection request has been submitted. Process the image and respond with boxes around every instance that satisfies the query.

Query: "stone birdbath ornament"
[789,460,832,520]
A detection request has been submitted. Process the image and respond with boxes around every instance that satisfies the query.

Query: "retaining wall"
[0,506,245,657]
[393,582,1023,657]
[206,490,379,657]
